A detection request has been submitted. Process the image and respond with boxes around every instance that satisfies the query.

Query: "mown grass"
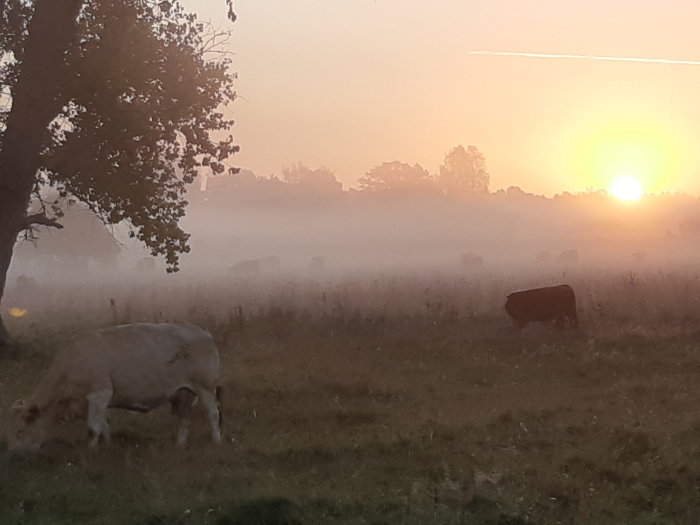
[3,272,700,523]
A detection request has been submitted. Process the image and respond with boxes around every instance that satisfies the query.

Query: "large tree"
[438,145,490,198]
[0,0,237,345]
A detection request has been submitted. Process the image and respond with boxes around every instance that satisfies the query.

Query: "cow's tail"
[216,386,224,428]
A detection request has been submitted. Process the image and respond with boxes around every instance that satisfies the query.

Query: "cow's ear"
[24,404,40,424]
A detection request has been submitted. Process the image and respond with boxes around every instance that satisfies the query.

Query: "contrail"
[468,51,700,66]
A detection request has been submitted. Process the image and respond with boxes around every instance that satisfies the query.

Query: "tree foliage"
[438,145,489,198]
[358,161,436,195]
[0,1,32,128]
[0,0,238,271]
[281,163,342,199]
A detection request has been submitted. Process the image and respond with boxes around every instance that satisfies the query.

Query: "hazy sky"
[182,0,700,196]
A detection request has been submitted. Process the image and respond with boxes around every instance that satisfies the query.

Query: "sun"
[610,175,643,201]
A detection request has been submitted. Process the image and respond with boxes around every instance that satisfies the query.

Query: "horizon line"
[468,51,700,66]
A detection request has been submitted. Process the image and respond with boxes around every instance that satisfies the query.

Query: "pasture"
[2,271,700,524]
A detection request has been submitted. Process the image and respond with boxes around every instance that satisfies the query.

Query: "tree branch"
[21,213,64,231]
[225,0,237,22]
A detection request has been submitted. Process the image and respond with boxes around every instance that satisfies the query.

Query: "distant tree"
[281,163,342,200]
[438,145,489,198]
[506,185,529,198]
[358,161,436,195]
[0,0,237,344]
[193,169,291,207]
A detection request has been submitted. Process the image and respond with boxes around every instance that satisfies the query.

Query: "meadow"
[2,269,700,524]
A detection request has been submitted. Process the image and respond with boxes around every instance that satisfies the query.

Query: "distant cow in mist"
[231,259,259,274]
[309,255,327,273]
[230,256,281,275]
[459,252,484,269]
[535,250,551,264]
[260,256,281,271]
[7,275,39,313]
[15,275,39,294]
[505,284,578,331]
[557,249,578,264]
[136,257,156,274]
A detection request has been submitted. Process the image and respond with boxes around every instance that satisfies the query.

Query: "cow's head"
[7,400,45,451]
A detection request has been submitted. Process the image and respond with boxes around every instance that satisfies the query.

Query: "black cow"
[505,284,578,331]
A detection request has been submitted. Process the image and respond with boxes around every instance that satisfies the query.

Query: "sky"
[181,0,700,196]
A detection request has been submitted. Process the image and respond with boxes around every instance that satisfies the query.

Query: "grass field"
[3,271,700,524]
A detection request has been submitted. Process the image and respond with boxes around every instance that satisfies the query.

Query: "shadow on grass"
[147,496,533,525]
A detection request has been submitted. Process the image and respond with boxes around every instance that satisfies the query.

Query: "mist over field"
[7,178,700,524]
[8,172,700,347]
[8,168,700,525]
[9,173,700,289]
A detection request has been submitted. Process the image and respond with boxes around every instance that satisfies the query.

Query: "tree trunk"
[0,0,83,346]
[0,200,24,346]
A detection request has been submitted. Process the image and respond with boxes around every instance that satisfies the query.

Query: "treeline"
[189,144,700,244]
[192,145,491,207]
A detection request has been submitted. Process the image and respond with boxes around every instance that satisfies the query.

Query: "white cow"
[7,323,222,450]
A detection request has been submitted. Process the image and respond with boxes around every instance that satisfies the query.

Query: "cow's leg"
[171,388,196,447]
[511,319,522,332]
[198,388,222,443]
[569,312,579,329]
[216,386,224,429]
[177,417,191,446]
[86,389,112,448]
[101,421,111,445]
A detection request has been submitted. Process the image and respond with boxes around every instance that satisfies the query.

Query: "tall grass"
[6,268,700,340]
[3,269,700,524]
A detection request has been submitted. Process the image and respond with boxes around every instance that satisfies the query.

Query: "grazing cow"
[9,275,39,308]
[535,250,551,264]
[632,251,647,263]
[557,249,578,264]
[230,255,281,275]
[15,274,39,292]
[459,252,484,269]
[136,257,156,275]
[505,284,578,331]
[7,323,222,450]
[309,255,327,273]
[230,258,260,274]
[258,255,282,272]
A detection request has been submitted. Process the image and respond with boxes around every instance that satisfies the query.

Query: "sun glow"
[564,111,691,196]
[610,175,643,201]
